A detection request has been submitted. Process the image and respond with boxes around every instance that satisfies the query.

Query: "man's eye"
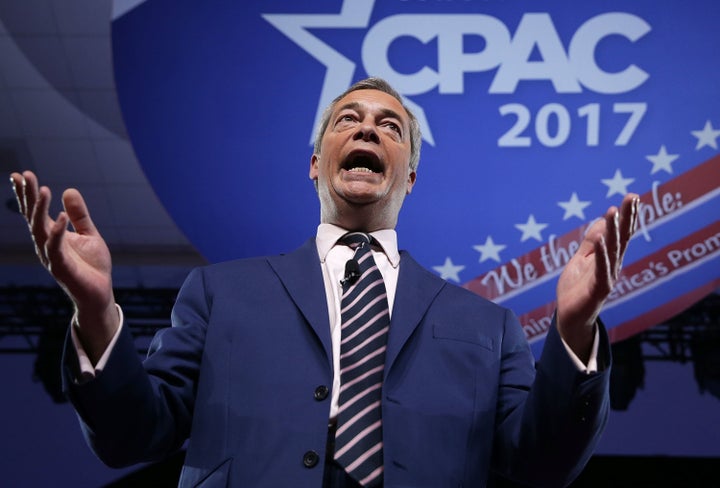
[385,122,401,134]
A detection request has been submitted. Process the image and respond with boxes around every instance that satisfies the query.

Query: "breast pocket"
[433,321,495,351]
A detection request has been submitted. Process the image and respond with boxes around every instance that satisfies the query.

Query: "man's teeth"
[348,167,374,173]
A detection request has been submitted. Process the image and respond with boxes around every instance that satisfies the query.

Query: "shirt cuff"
[560,324,599,373]
[70,304,124,382]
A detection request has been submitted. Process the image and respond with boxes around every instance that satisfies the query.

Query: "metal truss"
[0,286,176,354]
[638,293,720,362]
[1,286,718,356]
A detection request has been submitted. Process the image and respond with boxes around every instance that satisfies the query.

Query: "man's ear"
[406,169,417,195]
[309,154,319,181]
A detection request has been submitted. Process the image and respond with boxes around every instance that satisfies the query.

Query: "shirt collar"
[316,223,400,268]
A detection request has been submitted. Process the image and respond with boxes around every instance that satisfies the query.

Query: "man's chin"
[342,195,382,208]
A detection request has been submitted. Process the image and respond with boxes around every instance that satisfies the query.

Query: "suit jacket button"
[303,450,319,468]
[314,385,329,401]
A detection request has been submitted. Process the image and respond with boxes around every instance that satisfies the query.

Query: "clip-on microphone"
[340,259,361,287]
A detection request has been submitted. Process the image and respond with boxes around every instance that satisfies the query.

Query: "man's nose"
[352,122,380,144]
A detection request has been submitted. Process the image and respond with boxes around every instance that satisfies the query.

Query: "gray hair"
[312,77,422,171]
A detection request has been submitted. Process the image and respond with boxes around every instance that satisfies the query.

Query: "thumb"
[62,188,99,236]
[578,217,606,257]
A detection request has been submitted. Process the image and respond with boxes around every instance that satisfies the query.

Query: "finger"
[578,216,606,257]
[21,171,40,223]
[594,234,612,299]
[45,211,69,275]
[604,206,620,279]
[30,187,55,266]
[62,188,100,236]
[618,193,639,259]
[632,196,639,238]
[9,172,27,216]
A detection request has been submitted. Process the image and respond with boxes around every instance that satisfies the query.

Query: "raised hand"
[10,171,118,362]
[556,193,639,363]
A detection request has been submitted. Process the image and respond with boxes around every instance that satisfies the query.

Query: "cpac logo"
[365,13,650,95]
[264,1,651,144]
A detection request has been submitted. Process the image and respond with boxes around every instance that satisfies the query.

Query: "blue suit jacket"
[63,238,610,487]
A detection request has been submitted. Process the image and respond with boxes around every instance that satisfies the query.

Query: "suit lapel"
[266,238,332,371]
[265,244,445,378]
[386,251,446,376]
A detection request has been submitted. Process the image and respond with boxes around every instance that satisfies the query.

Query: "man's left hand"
[556,193,639,363]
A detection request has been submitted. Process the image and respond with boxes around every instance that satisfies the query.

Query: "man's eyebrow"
[378,107,405,126]
[334,100,408,132]
[336,101,361,114]
[336,102,405,123]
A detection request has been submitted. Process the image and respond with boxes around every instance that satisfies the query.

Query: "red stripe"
[463,155,720,301]
[519,220,720,343]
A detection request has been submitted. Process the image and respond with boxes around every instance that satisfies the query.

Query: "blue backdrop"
[111,0,719,355]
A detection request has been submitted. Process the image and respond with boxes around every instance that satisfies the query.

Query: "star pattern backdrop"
[112,0,719,356]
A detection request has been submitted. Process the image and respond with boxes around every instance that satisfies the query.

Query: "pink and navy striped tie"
[334,232,389,487]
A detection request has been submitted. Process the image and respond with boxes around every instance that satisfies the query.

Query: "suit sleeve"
[62,267,209,468]
[491,310,611,487]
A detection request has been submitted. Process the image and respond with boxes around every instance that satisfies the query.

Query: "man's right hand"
[10,171,118,364]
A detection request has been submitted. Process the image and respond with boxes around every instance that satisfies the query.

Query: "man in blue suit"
[11,78,638,487]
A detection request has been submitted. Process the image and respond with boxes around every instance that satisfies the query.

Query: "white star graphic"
[557,192,591,220]
[601,169,635,197]
[691,120,720,150]
[515,215,548,242]
[473,236,506,263]
[646,145,679,175]
[433,257,465,282]
[262,0,435,145]
[112,0,147,19]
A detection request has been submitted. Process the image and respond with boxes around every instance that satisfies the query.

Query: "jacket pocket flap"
[433,322,494,350]
[180,457,233,488]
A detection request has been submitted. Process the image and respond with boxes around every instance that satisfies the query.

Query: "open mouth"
[342,151,384,174]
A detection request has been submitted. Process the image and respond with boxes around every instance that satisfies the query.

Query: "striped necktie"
[334,232,390,487]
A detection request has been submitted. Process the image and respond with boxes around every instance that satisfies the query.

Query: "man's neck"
[320,208,397,234]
